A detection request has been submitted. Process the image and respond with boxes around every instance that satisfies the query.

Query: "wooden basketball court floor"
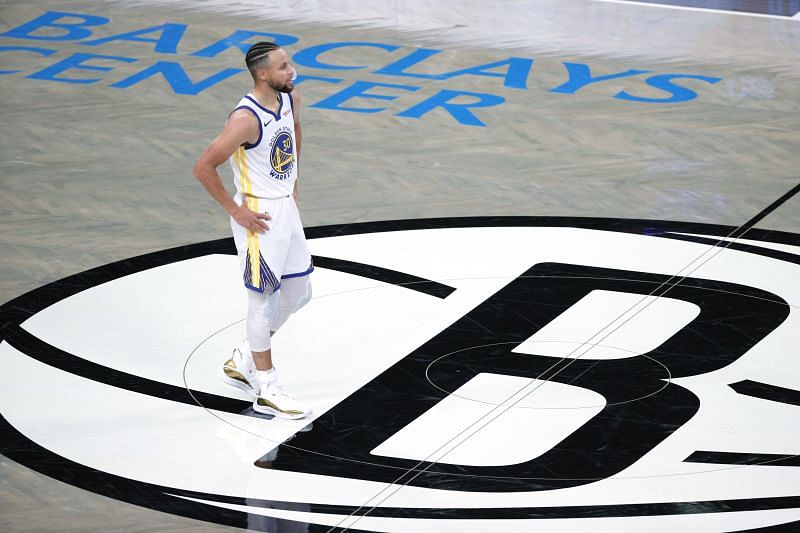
[1,0,799,531]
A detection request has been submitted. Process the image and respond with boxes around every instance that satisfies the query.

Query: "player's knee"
[265,297,280,325]
[295,278,312,311]
[282,276,312,313]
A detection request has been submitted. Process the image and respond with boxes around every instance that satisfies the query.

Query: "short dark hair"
[245,42,280,78]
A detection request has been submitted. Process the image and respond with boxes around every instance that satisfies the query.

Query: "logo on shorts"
[269,128,294,179]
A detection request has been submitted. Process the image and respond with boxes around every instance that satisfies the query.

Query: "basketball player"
[193,42,313,420]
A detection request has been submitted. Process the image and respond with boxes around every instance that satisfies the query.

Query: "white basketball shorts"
[230,193,313,294]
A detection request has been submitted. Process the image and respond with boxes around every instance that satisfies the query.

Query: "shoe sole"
[252,399,312,420]
[217,366,257,398]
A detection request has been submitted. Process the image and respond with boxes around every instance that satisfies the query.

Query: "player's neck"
[251,85,281,112]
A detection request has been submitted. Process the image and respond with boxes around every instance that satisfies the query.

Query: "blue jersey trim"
[245,281,281,294]
[231,105,262,150]
[244,281,265,293]
[287,91,294,114]
[245,94,282,121]
[282,263,314,280]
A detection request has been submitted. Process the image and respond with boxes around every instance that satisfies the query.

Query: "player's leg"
[221,285,312,419]
[224,197,313,419]
[221,197,284,397]
[246,288,313,419]
[219,287,277,396]
[273,196,314,333]
[252,200,314,419]
[251,289,312,420]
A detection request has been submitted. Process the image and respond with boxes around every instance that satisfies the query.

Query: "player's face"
[261,48,295,93]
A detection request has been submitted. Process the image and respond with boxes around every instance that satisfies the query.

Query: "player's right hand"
[233,200,271,233]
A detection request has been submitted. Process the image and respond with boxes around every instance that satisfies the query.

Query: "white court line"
[593,0,800,21]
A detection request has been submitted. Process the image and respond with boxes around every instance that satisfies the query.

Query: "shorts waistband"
[242,193,291,200]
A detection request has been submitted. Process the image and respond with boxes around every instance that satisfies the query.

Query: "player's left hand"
[233,199,271,233]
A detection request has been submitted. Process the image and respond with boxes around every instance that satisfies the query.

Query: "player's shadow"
[248,419,315,533]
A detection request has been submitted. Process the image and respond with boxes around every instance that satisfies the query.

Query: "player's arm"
[193,110,271,232]
[292,88,302,200]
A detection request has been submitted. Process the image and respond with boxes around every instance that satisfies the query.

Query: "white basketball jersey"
[229,91,297,199]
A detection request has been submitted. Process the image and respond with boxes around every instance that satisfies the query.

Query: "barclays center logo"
[1,217,798,531]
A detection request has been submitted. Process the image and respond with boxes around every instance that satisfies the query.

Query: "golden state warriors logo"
[269,128,294,180]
